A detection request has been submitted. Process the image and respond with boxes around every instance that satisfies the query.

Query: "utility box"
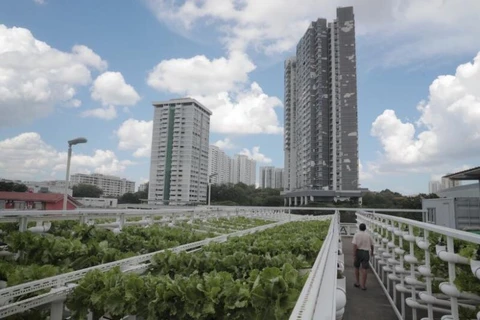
[422,197,480,230]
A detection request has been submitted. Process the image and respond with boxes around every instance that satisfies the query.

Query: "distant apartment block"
[429,176,461,194]
[208,146,257,187]
[138,183,148,192]
[260,167,284,189]
[232,155,256,186]
[23,180,73,196]
[208,146,232,185]
[429,180,442,194]
[148,98,211,205]
[284,6,361,205]
[70,173,135,197]
[274,168,284,189]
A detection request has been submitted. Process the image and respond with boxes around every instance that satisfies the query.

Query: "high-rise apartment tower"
[284,7,359,204]
[148,98,211,205]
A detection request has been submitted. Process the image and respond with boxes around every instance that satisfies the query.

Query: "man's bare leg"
[361,268,368,289]
[354,267,360,286]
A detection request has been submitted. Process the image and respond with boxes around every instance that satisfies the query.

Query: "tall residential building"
[232,155,256,186]
[441,176,461,190]
[429,181,442,194]
[274,168,284,189]
[148,98,211,205]
[260,166,275,189]
[260,167,285,189]
[208,146,232,185]
[70,173,135,197]
[284,7,359,202]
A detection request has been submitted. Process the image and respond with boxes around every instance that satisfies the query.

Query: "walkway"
[342,237,398,320]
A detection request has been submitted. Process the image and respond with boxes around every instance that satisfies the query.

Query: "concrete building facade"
[232,155,256,186]
[283,6,360,205]
[23,180,73,196]
[260,167,284,189]
[208,146,232,185]
[148,98,211,205]
[70,173,135,197]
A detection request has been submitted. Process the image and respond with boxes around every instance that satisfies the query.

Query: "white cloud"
[147,0,480,66]
[147,53,282,135]
[81,105,117,120]
[0,24,107,127]
[82,72,140,120]
[116,119,153,157]
[0,132,132,180]
[34,0,46,4]
[239,146,272,163]
[213,138,235,150]
[147,52,254,95]
[359,160,373,182]
[91,71,140,106]
[371,51,480,172]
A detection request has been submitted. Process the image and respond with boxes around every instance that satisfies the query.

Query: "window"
[426,208,436,224]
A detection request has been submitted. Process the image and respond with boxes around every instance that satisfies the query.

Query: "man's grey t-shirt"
[352,231,374,251]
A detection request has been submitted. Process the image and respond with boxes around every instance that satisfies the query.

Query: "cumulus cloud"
[0,24,107,127]
[213,138,235,150]
[371,52,480,172]
[81,105,117,120]
[91,71,140,106]
[147,0,480,66]
[33,0,46,4]
[147,54,282,135]
[147,52,254,95]
[116,119,153,157]
[82,71,140,119]
[239,146,272,163]
[0,132,132,180]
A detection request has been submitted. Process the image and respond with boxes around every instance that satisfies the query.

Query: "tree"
[0,181,28,192]
[118,192,141,204]
[72,184,103,198]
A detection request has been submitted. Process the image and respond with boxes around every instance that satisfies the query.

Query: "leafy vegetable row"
[67,220,330,320]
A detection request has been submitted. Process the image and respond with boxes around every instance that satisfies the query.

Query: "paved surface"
[342,237,399,320]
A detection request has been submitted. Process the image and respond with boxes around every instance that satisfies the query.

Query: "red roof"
[0,192,81,205]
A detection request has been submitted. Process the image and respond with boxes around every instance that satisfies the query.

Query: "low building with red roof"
[0,192,81,210]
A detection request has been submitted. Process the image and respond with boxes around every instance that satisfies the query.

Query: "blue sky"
[1,0,480,195]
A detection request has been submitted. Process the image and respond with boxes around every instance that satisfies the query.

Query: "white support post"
[399,223,406,320]
[408,225,418,320]
[447,236,459,320]
[50,301,64,320]
[424,229,434,319]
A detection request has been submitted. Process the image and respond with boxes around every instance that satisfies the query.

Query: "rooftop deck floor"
[342,237,399,320]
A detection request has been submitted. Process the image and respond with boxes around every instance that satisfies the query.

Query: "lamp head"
[68,137,88,146]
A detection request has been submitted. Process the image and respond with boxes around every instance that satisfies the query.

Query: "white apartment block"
[138,183,148,192]
[23,180,73,196]
[232,155,256,186]
[148,98,211,205]
[70,173,135,197]
[275,168,284,189]
[441,177,461,190]
[259,167,284,189]
[429,181,442,194]
[208,146,232,185]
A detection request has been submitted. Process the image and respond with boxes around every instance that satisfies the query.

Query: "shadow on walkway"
[342,236,398,320]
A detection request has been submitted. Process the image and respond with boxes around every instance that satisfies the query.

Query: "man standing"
[352,223,374,290]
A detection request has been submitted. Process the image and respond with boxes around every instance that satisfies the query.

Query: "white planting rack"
[0,206,333,319]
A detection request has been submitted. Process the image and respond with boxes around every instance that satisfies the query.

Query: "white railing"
[290,210,345,320]
[357,211,480,320]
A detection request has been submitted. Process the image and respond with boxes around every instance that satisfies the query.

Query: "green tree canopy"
[72,184,103,198]
[210,183,283,206]
[118,192,141,204]
[0,181,28,192]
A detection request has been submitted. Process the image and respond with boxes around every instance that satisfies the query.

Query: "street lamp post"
[63,137,87,210]
[208,173,218,206]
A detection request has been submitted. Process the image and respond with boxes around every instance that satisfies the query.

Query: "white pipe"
[439,282,480,301]
[28,222,52,233]
[418,292,477,309]
[335,287,346,319]
[435,245,469,264]
[405,297,451,314]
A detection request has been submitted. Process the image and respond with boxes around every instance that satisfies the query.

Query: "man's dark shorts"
[354,249,370,269]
